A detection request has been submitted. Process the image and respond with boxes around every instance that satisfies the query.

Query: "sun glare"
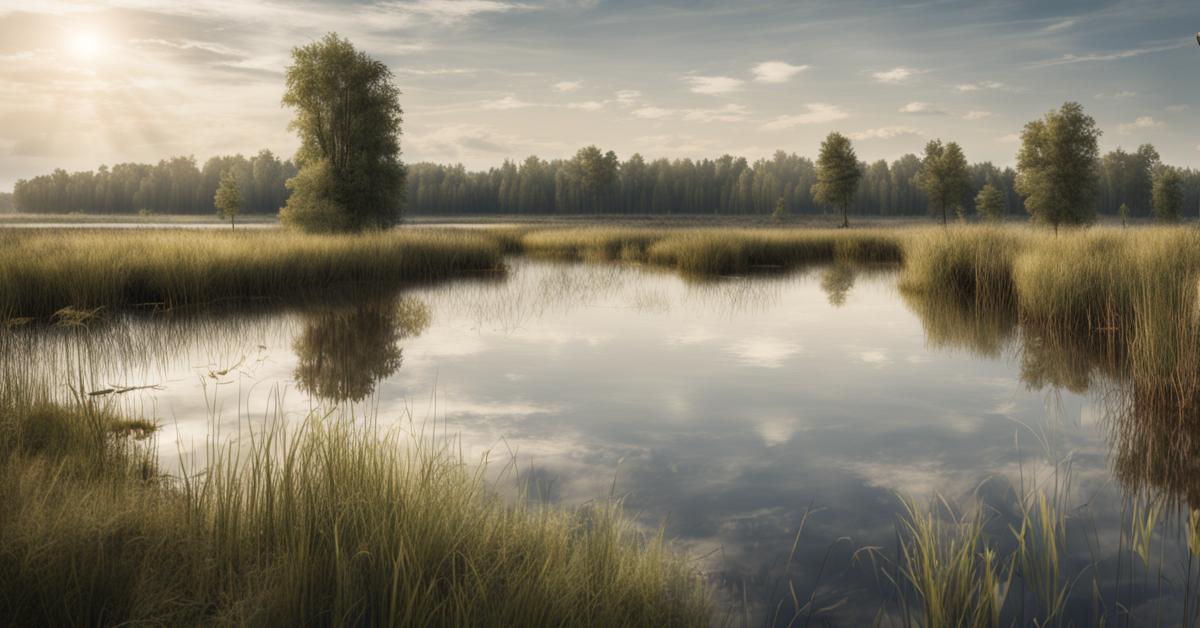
[67,31,105,59]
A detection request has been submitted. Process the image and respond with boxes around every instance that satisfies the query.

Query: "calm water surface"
[6,258,1191,625]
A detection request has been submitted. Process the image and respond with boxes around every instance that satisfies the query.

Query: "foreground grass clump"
[0,391,711,626]
[518,227,904,274]
[0,229,503,318]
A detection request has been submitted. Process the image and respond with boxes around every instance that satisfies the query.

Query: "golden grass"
[0,386,711,627]
[0,229,504,319]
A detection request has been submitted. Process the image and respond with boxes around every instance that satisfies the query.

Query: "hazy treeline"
[11,144,1200,218]
[12,150,296,214]
[409,144,1200,218]
[0,192,12,213]
[408,151,1024,217]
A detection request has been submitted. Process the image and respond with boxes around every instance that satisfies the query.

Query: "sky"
[0,0,1197,189]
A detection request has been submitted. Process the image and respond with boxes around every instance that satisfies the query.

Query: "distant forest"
[12,150,295,215]
[11,143,1200,218]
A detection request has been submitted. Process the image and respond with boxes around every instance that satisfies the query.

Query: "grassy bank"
[0,386,711,626]
[0,229,504,319]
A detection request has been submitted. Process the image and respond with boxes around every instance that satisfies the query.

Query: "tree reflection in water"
[293,297,430,403]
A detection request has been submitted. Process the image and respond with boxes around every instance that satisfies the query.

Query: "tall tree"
[1015,102,1101,232]
[1152,166,1183,222]
[281,33,405,232]
[812,132,861,228]
[916,139,971,226]
[214,170,242,230]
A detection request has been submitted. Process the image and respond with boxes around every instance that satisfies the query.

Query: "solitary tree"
[280,33,405,232]
[1152,167,1183,223]
[974,182,1005,222]
[772,196,791,223]
[1118,203,1130,227]
[572,146,619,212]
[1015,102,1101,233]
[916,139,970,226]
[812,132,861,228]
[214,170,242,230]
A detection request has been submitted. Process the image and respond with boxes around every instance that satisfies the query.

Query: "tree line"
[11,150,296,215]
[16,142,1198,221]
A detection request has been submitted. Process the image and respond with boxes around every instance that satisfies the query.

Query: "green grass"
[0,385,712,627]
[0,229,504,319]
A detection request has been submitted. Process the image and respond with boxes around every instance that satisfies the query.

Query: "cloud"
[553,80,582,92]
[481,94,534,110]
[681,104,750,123]
[614,90,641,106]
[567,100,605,111]
[899,101,945,115]
[631,103,750,122]
[683,75,744,95]
[632,106,674,120]
[963,110,991,120]
[1030,41,1189,68]
[1094,90,1137,100]
[751,61,808,84]
[848,126,920,140]
[954,81,1007,92]
[1167,104,1190,113]
[996,133,1020,143]
[873,66,918,83]
[1042,18,1076,33]
[406,0,535,22]
[407,124,566,161]
[1117,116,1165,134]
[760,103,848,130]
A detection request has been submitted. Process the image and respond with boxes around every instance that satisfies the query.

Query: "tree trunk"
[841,203,849,228]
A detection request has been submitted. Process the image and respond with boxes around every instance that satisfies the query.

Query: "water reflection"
[293,298,429,403]
[7,260,1200,624]
[818,263,855,307]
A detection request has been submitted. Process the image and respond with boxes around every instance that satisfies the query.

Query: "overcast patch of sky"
[0,0,1197,188]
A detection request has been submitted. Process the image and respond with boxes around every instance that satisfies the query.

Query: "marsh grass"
[516,227,904,275]
[0,382,711,627]
[0,229,504,319]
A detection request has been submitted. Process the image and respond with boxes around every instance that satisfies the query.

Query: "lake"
[5,257,1191,625]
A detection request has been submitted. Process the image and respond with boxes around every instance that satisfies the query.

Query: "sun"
[67,31,105,59]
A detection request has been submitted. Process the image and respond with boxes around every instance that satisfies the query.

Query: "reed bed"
[0,384,711,627]
[518,227,904,274]
[0,229,504,319]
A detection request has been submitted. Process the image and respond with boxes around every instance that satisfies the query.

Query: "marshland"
[6,2,1200,626]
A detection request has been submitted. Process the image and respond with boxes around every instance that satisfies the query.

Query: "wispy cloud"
[630,103,750,123]
[848,126,919,140]
[567,100,604,111]
[683,75,744,94]
[873,66,919,83]
[614,90,641,106]
[1042,18,1076,33]
[761,103,848,130]
[899,101,945,115]
[553,80,582,92]
[632,106,674,119]
[996,133,1020,143]
[1167,104,1191,113]
[1117,115,1165,134]
[751,61,808,83]
[481,94,535,110]
[954,81,1007,92]
[1030,41,1190,68]
[963,110,991,120]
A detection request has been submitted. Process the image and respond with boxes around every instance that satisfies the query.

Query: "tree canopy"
[281,33,405,232]
[812,133,862,228]
[916,139,970,225]
[1015,101,1101,231]
[974,183,1005,222]
[1152,166,1184,222]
